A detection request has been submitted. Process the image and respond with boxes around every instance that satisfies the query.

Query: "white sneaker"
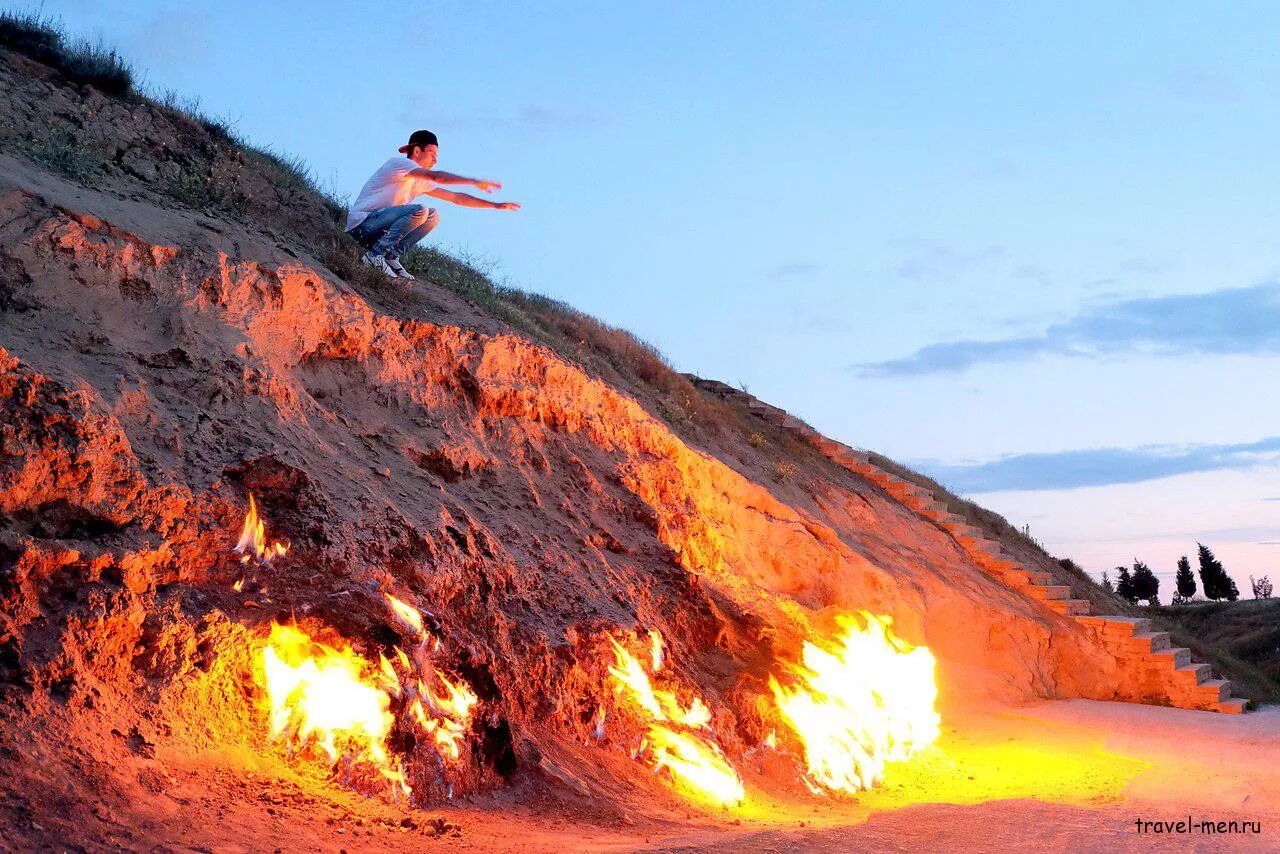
[385,257,416,280]
[360,250,396,277]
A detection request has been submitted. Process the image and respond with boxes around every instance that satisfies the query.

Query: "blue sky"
[29,0,1280,596]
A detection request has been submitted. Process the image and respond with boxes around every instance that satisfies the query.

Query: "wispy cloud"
[768,262,821,278]
[914,435,1280,493]
[857,282,1280,377]
[889,238,1004,281]
[1168,64,1243,104]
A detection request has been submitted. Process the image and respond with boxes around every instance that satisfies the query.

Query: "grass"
[0,10,132,94]
[1153,598,1280,704]
[1,10,343,234]
[7,127,103,184]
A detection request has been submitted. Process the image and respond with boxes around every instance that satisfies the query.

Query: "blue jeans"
[348,204,440,258]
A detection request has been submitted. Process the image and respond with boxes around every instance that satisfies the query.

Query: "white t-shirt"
[344,156,437,231]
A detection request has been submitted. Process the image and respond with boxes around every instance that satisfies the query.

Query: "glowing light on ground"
[607,634,745,808]
[769,611,940,794]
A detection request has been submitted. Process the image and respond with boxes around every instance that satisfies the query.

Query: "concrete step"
[1081,615,1151,636]
[1127,631,1172,654]
[1216,698,1248,714]
[1025,585,1070,601]
[1196,679,1231,703]
[997,568,1032,588]
[1046,598,1090,616]
[982,557,1024,577]
[1150,647,1192,668]
[1171,662,1211,684]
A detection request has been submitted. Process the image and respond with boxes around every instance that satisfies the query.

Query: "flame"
[259,623,408,794]
[375,595,479,766]
[607,634,744,807]
[384,592,424,635]
[234,494,289,566]
[411,670,479,761]
[769,612,940,793]
[649,629,664,672]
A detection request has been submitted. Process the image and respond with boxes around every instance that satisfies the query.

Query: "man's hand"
[494,201,521,211]
[475,180,502,193]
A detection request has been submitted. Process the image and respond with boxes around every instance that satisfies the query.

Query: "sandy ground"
[4,698,1275,852]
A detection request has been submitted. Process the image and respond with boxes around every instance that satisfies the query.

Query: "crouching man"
[345,129,520,280]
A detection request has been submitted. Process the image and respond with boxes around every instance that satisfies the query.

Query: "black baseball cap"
[398,129,439,153]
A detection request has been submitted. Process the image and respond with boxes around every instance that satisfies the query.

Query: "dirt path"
[4,699,1274,851]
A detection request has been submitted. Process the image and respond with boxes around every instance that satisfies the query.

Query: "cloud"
[857,281,1280,377]
[889,238,1004,281]
[767,263,820,279]
[1168,64,1242,104]
[913,435,1280,493]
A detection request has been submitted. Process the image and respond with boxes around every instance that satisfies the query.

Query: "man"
[345,129,520,280]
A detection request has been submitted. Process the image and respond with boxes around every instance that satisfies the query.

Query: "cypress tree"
[1175,555,1196,601]
[1222,573,1240,602]
[1101,570,1114,593]
[1131,560,1160,605]
[1198,543,1228,601]
[1116,564,1137,603]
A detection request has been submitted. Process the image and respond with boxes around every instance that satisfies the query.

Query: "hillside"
[0,27,1274,852]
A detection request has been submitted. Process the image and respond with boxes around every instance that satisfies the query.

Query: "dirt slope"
[0,47,1184,851]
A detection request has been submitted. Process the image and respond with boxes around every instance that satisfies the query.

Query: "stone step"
[1216,698,1248,714]
[1025,570,1054,585]
[1127,631,1172,654]
[982,556,1023,576]
[1172,662,1211,684]
[1046,598,1090,616]
[1025,584,1070,601]
[997,568,1032,588]
[1150,647,1192,668]
[1080,615,1151,636]
[1196,679,1230,703]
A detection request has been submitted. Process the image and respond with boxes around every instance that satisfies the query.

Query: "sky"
[24,0,1280,597]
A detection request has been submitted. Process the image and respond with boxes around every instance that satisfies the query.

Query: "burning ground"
[0,44,1277,852]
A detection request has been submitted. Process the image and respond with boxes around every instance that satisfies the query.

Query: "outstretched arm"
[425,186,520,210]
[411,168,502,193]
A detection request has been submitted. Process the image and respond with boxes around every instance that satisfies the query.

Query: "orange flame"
[769,612,940,793]
[607,634,744,807]
[649,629,664,672]
[259,623,408,795]
[234,494,289,566]
[375,594,479,766]
[411,671,479,761]
[384,592,425,636]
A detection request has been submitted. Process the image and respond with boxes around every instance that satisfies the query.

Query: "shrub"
[11,128,101,183]
[773,460,798,481]
[748,432,765,448]
[0,12,133,94]
[1252,575,1273,600]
